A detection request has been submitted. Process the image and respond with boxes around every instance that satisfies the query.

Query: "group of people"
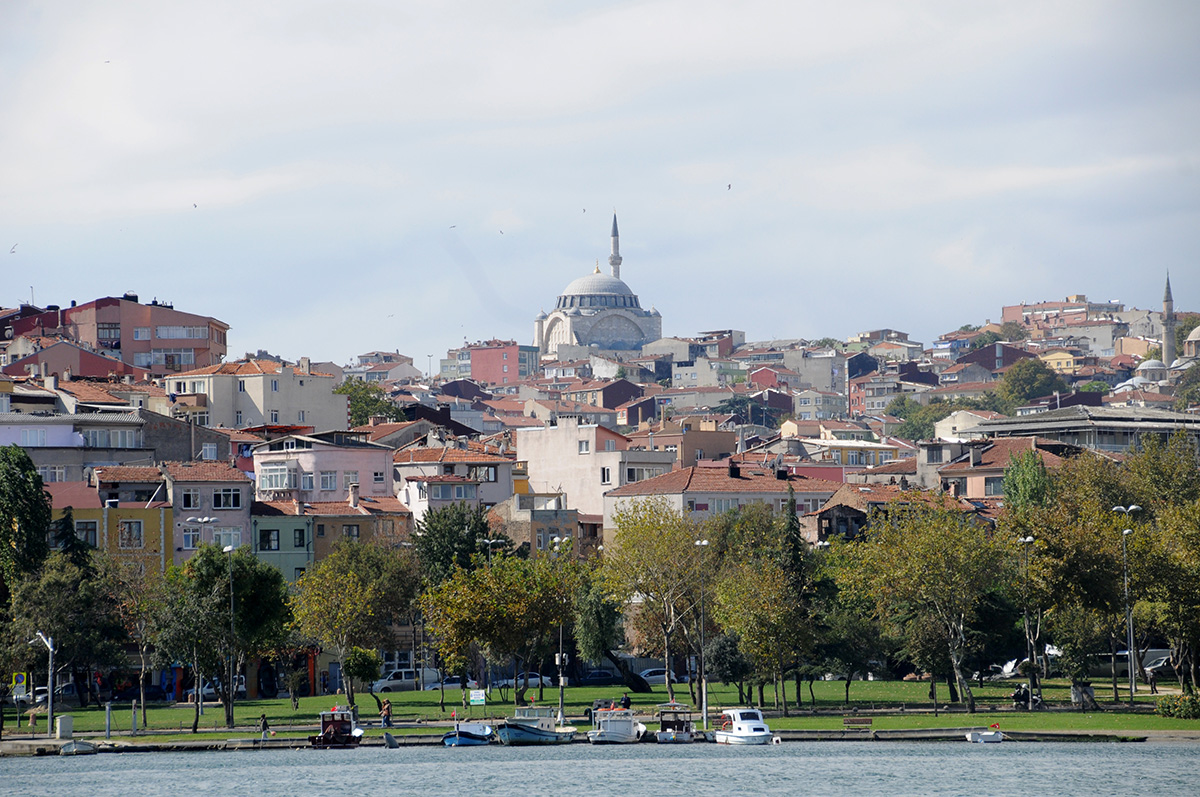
[1010,683,1043,710]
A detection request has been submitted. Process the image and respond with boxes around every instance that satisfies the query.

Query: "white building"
[165,358,348,430]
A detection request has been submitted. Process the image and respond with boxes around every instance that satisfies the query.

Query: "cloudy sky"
[2,1,1197,369]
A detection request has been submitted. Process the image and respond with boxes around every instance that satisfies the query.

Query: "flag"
[990,723,1000,729]
[451,709,456,719]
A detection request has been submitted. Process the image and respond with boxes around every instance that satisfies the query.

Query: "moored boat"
[654,702,696,744]
[309,708,363,749]
[713,708,774,746]
[442,722,495,746]
[586,707,646,744]
[495,707,576,746]
[966,726,1004,743]
[59,740,98,756]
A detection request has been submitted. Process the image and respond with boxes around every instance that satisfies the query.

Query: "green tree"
[290,540,418,708]
[107,555,166,725]
[840,504,1013,713]
[0,445,52,606]
[603,497,705,703]
[996,358,1067,408]
[1174,365,1200,412]
[54,508,93,571]
[334,378,403,426]
[8,552,127,708]
[1174,313,1200,355]
[343,647,384,700]
[415,502,513,586]
[969,331,1001,349]
[1003,449,1055,512]
[573,569,645,690]
[1079,381,1110,394]
[998,321,1028,341]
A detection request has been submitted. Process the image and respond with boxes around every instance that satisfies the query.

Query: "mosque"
[533,215,661,358]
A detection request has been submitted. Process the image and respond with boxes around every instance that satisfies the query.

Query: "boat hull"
[443,724,494,746]
[966,731,1003,743]
[496,722,575,746]
[587,727,644,744]
[655,730,695,744]
[714,730,774,745]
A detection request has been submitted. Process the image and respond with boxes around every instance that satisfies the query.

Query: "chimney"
[293,497,301,515]
[970,447,982,466]
[299,357,311,374]
[62,368,72,382]
[44,374,57,391]
[348,483,359,508]
[728,460,740,479]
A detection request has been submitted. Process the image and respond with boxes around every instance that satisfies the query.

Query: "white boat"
[495,707,576,746]
[59,740,98,756]
[713,708,774,746]
[587,707,646,744]
[655,702,696,744]
[965,728,1004,743]
[443,722,495,746]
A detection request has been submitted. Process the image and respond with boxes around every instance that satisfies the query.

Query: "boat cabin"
[657,702,694,733]
[721,708,768,733]
[310,708,361,748]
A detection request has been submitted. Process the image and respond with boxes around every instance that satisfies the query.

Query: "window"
[213,527,242,548]
[625,466,664,483]
[926,447,943,464]
[259,464,297,491]
[605,440,616,451]
[193,412,210,427]
[269,410,279,423]
[600,467,611,485]
[156,325,207,339]
[75,521,98,547]
[714,498,741,513]
[133,327,151,340]
[431,484,477,500]
[316,523,325,537]
[259,528,280,551]
[294,568,307,580]
[238,380,246,393]
[181,488,200,510]
[190,381,205,394]
[297,410,305,423]
[201,443,217,460]
[343,471,359,489]
[320,471,337,491]
[98,322,120,341]
[578,440,590,454]
[301,472,314,491]
[271,379,279,392]
[37,465,66,482]
[468,466,496,482]
[182,526,201,549]
[213,488,241,509]
[151,348,196,368]
[21,429,47,447]
[344,524,360,539]
[294,528,306,548]
[118,520,144,549]
[984,477,1005,497]
[235,411,243,425]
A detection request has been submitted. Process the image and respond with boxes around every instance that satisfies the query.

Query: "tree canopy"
[0,445,52,606]
[334,378,403,426]
[996,358,1067,407]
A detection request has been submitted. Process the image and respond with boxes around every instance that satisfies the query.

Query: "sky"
[2,1,1197,370]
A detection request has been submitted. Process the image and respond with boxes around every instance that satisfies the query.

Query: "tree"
[334,378,403,426]
[107,555,166,725]
[1174,313,1200,355]
[153,561,227,733]
[603,498,705,703]
[1003,449,1055,512]
[422,552,578,705]
[415,502,513,586]
[8,552,127,708]
[0,445,52,607]
[54,508,93,571]
[840,504,1013,713]
[1174,365,1200,412]
[290,540,419,708]
[996,358,1067,408]
[998,321,1028,341]
[573,568,646,691]
[1079,381,1110,394]
[969,331,1001,349]
[704,634,753,703]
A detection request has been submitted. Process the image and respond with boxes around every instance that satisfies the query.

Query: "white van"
[371,668,439,692]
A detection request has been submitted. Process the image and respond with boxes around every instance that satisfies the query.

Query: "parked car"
[371,668,439,692]
[579,670,622,687]
[185,676,246,702]
[494,672,551,689]
[424,676,479,690]
[638,668,688,685]
[113,684,168,703]
[1145,655,1176,679]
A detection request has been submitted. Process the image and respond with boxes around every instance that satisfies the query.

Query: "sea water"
[3,741,1194,796]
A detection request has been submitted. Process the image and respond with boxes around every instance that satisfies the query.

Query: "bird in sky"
[727,184,731,190]
[193,203,197,208]
[9,244,16,253]
[499,230,504,234]
[449,225,456,229]
[583,208,586,213]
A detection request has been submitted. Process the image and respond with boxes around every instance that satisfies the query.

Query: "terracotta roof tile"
[163,461,252,483]
[606,466,841,498]
[95,466,164,483]
[393,447,511,464]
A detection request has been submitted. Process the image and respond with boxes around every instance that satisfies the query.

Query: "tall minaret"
[608,213,622,279]
[1163,272,1176,365]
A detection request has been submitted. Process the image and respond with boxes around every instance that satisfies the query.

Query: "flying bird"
[449,225,456,229]
[499,230,504,234]
[9,244,16,254]
[193,203,197,208]
[583,208,586,213]
[727,184,731,190]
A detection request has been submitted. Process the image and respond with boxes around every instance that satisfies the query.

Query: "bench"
[843,717,873,729]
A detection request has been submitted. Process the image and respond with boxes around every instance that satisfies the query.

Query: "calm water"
[3,742,1195,796]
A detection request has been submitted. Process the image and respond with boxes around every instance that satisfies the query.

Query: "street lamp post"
[1113,505,1141,704]
[30,632,55,737]
[483,538,503,566]
[222,544,236,728]
[1019,536,1037,707]
[695,538,709,729]
[551,536,567,723]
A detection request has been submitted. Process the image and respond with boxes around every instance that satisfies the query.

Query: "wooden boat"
[966,727,1004,743]
[442,722,495,746]
[495,707,576,746]
[59,740,98,756]
[713,708,774,746]
[654,702,696,744]
[309,708,363,749]
[587,707,645,744]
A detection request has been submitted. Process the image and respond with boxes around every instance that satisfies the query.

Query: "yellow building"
[1039,349,1084,376]
[46,482,173,573]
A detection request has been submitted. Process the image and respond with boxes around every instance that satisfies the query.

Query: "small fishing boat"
[309,708,363,749]
[966,725,1004,744]
[713,708,774,746]
[654,702,696,744]
[587,707,646,744]
[442,722,495,746]
[495,707,576,746]
[59,740,98,756]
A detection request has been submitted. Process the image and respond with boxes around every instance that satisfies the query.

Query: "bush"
[1155,694,1200,719]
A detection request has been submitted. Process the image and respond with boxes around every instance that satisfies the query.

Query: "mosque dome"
[1188,326,1200,343]
[554,267,642,311]
[1136,359,1166,371]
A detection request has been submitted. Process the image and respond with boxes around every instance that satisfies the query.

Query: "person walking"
[380,699,394,728]
[258,713,271,741]
[1148,670,1159,695]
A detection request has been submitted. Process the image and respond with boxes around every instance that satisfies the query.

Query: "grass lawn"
[4,677,1191,740]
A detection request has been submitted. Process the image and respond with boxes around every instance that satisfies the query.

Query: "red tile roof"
[57,382,127,404]
[94,466,163,483]
[938,437,1070,473]
[350,420,422,443]
[393,447,511,464]
[45,481,102,509]
[606,466,841,498]
[163,461,252,483]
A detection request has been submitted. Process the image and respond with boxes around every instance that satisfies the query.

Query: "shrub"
[1155,694,1200,719]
